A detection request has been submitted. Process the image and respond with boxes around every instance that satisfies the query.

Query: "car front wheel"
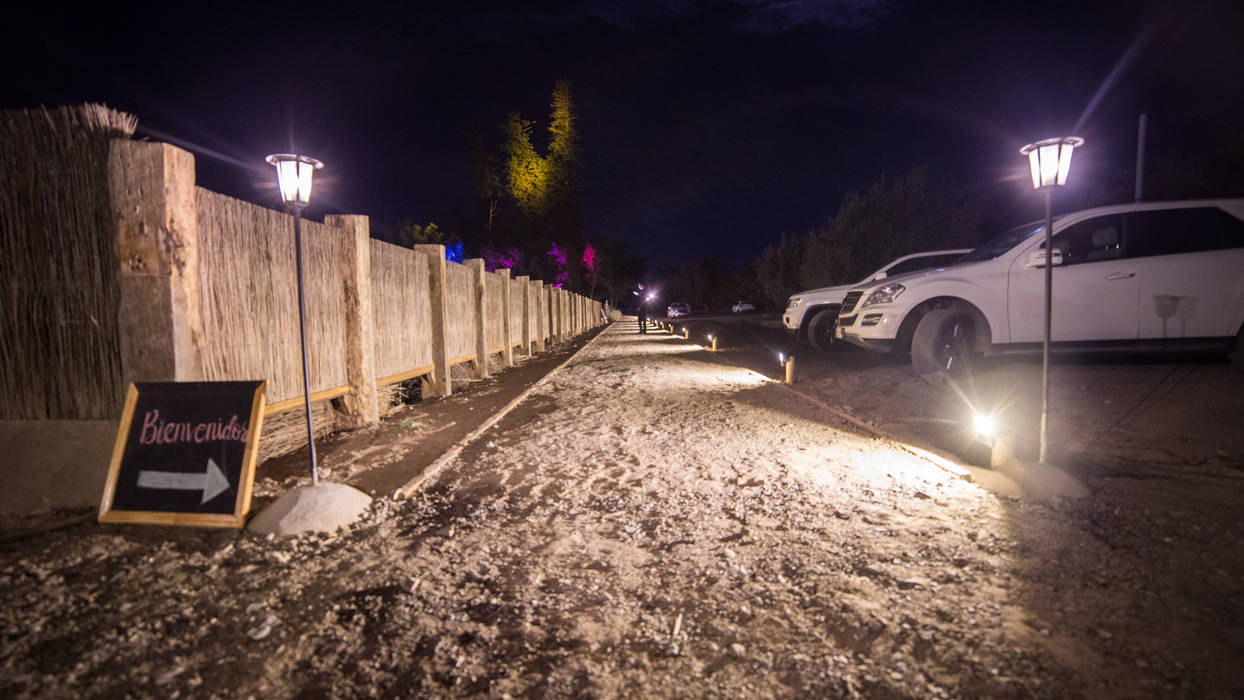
[911,308,976,383]
[807,308,839,351]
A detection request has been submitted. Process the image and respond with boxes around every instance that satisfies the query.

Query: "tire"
[1231,323,1244,372]
[807,308,839,352]
[911,308,976,383]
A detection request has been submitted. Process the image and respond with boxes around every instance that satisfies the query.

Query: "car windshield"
[956,221,1047,263]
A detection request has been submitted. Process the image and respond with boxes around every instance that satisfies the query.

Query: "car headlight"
[787,296,802,309]
[860,283,905,309]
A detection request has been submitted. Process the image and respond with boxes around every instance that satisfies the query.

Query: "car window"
[885,253,963,276]
[1044,214,1126,265]
[958,222,1044,262]
[1125,207,1244,257]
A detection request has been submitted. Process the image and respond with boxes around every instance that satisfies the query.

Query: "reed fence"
[1,109,605,436]
[0,104,136,419]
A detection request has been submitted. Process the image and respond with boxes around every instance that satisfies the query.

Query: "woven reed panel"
[444,262,475,360]
[484,273,504,351]
[508,277,523,345]
[197,190,348,403]
[369,239,432,379]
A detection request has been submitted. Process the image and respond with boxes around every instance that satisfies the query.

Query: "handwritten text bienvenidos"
[139,410,249,445]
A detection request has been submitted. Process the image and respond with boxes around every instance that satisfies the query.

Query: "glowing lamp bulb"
[778,352,785,364]
[973,413,997,439]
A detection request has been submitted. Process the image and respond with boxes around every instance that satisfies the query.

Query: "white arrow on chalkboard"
[136,458,230,504]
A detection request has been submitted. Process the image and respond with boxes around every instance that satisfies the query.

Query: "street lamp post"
[265,153,325,485]
[1018,136,1083,463]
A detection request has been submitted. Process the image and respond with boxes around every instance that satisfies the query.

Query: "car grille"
[840,291,862,315]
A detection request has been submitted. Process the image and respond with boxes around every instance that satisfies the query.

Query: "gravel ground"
[2,318,1243,698]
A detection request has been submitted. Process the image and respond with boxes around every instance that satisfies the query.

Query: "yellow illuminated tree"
[502,113,548,213]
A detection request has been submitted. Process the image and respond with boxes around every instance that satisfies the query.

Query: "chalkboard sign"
[99,381,266,528]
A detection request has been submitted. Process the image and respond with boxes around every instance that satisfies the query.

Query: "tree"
[502,113,548,215]
[799,165,982,290]
[545,79,581,240]
[755,233,808,310]
[396,221,449,247]
[468,127,501,235]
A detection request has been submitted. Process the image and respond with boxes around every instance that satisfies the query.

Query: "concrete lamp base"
[246,482,373,536]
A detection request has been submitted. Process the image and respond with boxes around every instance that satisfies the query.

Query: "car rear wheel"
[911,308,976,383]
[807,308,839,352]
[1231,323,1244,371]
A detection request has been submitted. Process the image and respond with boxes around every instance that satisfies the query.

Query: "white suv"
[835,199,1244,378]
[784,249,970,350]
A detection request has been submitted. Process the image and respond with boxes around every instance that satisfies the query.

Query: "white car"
[834,199,1244,379]
[667,302,691,317]
[731,301,756,313]
[784,249,970,350]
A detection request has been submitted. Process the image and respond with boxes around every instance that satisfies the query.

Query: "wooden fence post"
[499,267,514,367]
[324,214,378,428]
[467,258,489,378]
[413,244,451,397]
[109,140,205,387]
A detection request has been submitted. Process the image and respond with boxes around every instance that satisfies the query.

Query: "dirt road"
[2,319,1241,697]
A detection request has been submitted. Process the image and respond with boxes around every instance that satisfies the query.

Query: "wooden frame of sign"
[99,381,266,528]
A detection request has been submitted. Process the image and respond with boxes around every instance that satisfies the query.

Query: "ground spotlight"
[973,413,997,443]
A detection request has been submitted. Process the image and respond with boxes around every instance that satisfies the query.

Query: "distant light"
[1019,137,1083,189]
[778,352,785,364]
[265,153,323,206]
[707,334,714,340]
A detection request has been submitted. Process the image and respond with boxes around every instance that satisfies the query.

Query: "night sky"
[5,0,1242,267]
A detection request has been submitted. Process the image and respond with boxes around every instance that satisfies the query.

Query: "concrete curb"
[394,324,613,498]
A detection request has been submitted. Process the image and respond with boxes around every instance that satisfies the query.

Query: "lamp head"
[265,153,324,207]
[1019,137,1082,189]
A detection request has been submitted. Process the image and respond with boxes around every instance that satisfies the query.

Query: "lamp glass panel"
[1027,150,1041,189]
[1056,143,1076,185]
[276,160,299,203]
[296,161,314,205]
[1038,144,1060,187]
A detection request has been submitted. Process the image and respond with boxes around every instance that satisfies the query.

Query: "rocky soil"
[2,318,1243,698]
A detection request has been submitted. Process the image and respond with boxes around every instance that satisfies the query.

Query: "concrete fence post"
[467,258,489,379]
[561,289,570,340]
[109,140,205,388]
[551,286,561,342]
[532,280,545,352]
[515,275,531,356]
[499,267,514,367]
[413,244,451,397]
[324,214,379,428]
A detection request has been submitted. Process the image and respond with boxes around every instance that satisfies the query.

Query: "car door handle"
[1105,271,1136,281]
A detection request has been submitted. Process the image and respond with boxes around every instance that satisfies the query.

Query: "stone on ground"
[246,482,372,536]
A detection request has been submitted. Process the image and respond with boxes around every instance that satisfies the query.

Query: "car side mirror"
[1025,249,1063,268]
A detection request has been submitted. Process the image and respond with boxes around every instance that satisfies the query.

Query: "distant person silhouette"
[637,299,649,334]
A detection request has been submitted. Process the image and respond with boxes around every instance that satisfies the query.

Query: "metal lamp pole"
[1019,137,1083,464]
[266,153,325,485]
[290,202,318,485]
[1039,187,1053,463]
